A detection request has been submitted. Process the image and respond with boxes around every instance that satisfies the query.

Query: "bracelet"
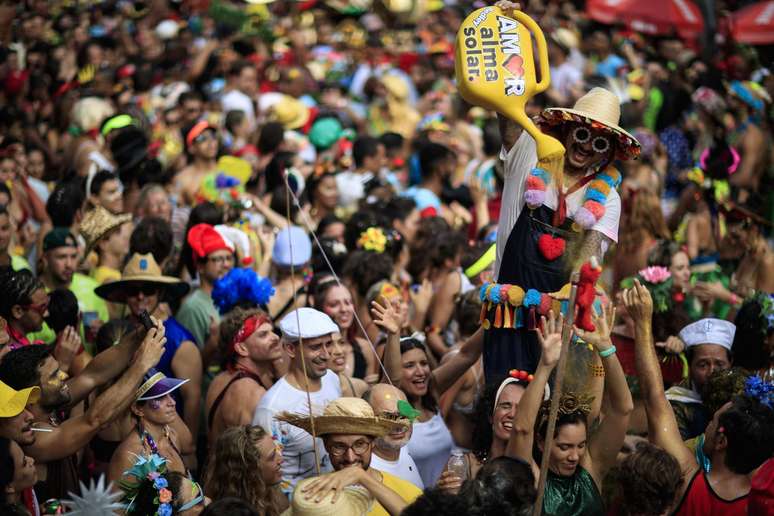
[591,365,605,377]
[425,325,441,335]
[599,345,617,358]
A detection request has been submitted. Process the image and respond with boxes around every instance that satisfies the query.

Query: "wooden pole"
[532,271,580,516]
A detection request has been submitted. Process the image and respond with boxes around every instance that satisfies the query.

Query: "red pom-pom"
[527,374,534,382]
[537,234,566,261]
[516,370,528,380]
[539,294,552,315]
[526,175,546,190]
[673,291,685,303]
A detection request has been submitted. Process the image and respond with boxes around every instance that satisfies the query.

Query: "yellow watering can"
[455,7,565,163]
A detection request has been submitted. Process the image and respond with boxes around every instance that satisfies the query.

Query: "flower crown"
[120,454,173,516]
[744,376,774,409]
[212,267,274,314]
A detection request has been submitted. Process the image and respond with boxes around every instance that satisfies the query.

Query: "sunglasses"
[572,126,611,154]
[125,284,159,297]
[193,130,215,144]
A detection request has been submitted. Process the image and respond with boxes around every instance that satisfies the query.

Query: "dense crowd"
[0,0,772,515]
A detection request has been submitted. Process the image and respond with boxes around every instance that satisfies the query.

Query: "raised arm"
[431,327,483,397]
[573,230,609,272]
[625,281,696,475]
[371,299,402,385]
[506,311,562,467]
[574,304,633,485]
[25,326,166,462]
[66,322,145,404]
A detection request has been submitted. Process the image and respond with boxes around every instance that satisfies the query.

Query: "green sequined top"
[542,466,604,516]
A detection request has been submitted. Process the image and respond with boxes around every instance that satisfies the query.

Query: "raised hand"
[622,279,653,323]
[371,298,401,335]
[495,0,522,17]
[537,310,563,368]
[574,302,615,353]
[54,326,82,373]
[136,321,167,372]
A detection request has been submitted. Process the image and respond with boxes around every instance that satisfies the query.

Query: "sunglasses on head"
[572,126,611,154]
[126,284,159,297]
[193,130,215,144]
[177,481,205,512]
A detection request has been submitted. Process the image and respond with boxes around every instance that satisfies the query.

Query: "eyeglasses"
[22,297,50,315]
[125,284,159,297]
[572,126,611,154]
[326,438,372,457]
[177,481,205,512]
[207,254,234,265]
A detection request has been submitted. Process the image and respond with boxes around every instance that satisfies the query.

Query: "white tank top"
[406,411,454,487]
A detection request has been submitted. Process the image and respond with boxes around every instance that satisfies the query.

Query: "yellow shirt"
[367,470,422,516]
[93,265,121,285]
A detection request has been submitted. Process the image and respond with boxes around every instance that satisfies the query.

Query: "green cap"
[43,227,78,252]
[308,117,343,151]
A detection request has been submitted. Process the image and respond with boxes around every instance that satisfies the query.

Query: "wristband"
[599,345,617,358]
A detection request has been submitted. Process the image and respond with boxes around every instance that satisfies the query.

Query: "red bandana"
[232,314,270,350]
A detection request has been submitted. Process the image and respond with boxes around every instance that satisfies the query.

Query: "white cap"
[279,308,339,341]
[679,318,736,351]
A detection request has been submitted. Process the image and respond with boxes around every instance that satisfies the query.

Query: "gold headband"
[135,372,165,400]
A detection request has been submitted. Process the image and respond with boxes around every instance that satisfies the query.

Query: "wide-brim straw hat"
[80,206,132,256]
[277,397,404,437]
[536,87,641,161]
[282,480,372,516]
[95,253,190,303]
[270,95,311,131]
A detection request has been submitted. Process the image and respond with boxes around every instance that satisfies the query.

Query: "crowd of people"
[0,0,772,514]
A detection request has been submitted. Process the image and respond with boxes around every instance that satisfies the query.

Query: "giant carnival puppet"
[455,2,641,379]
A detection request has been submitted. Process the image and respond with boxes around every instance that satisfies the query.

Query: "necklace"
[140,423,170,456]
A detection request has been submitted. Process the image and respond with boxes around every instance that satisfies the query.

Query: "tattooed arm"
[573,230,608,271]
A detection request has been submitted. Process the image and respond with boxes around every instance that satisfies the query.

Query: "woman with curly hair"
[204,425,287,516]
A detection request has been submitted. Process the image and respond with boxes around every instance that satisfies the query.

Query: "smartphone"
[139,310,155,331]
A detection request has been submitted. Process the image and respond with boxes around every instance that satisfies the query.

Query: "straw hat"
[277,397,405,437]
[94,253,190,303]
[536,87,641,160]
[282,479,372,516]
[80,206,133,255]
[270,96,311,131]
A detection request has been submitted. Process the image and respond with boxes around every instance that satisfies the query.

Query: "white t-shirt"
[253,370,342,490]
[221,89,256,130]
[370,447,425,490]
[550,61,583,100]
[493,132,621,279]
[406,412,454,487]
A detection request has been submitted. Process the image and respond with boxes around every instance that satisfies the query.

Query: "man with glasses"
[0,268,49,349]
[253,307,343,492]
[364,383,424,489]
[177,224,235,353]
[279,397,422,516]
[479,1,643,379]
[176,121,219,206]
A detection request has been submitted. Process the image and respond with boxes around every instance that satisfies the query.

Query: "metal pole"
[532,271,580,516]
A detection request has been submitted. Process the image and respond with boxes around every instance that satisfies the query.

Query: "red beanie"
[187,223,234,260]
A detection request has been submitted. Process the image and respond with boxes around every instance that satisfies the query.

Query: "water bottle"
[446,449,468,481]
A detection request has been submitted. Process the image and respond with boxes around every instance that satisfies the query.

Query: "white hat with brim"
[679,318,736,351]
[282,480,372,516]
[536,87,641,161]
[277,397,406,438]
[95,253,190,303]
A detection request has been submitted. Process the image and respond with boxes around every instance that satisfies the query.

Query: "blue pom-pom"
[585,188,607,204]
[212,268,275,314]
[530,167,549,181]
[490,287,501,304]
[479,284,489,303]
[524,289,541,308]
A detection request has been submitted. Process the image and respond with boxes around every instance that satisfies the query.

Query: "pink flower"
[158,488,172,504]
[639,266,671,284]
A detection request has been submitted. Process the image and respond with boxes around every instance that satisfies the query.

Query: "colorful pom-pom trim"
[508,369,535,382]
[478,282,571,329]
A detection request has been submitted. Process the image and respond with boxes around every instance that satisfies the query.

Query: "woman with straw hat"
[483,1,641,380]
[95,253,203,451]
